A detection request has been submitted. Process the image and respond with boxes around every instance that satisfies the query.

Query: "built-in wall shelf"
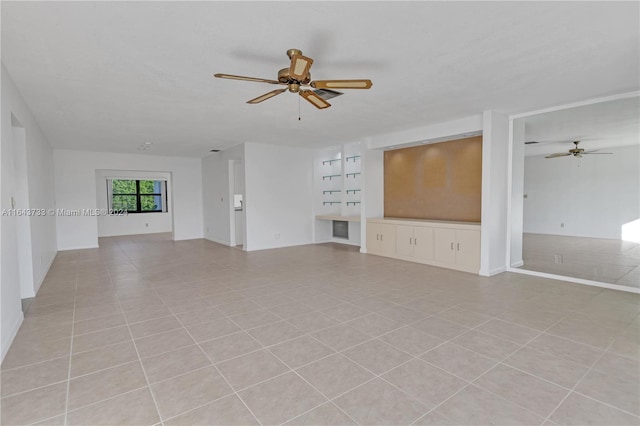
[322,158,341,165]
[322,174,341,180]
[315,144,362,248]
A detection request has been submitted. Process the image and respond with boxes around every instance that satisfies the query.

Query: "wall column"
[480,110,510,276]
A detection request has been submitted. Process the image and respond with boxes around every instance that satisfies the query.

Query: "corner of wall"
[34,251,57,295]
[1,311,24,363]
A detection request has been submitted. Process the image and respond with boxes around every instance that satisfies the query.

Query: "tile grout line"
[62,266,79,426]
[166,294,362,424]
[62,385,149,421]
[109,268,166,426]
[166,304,264,426]
[542,336,639,423]
[148,283,634,424]
[14,239,639,426]
[256,334,361,424]
[231,309,442,424]
[407,306,575,425]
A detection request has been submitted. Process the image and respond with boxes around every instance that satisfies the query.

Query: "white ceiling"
[522,96,640,157]
[2,1,639,157]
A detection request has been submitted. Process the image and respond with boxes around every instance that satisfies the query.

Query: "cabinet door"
[413,226,434,261]
[366,222,381,254]
[434,228,456,264]
[395,225,414,258]
[455,229,480,271]
[379,223,396,257]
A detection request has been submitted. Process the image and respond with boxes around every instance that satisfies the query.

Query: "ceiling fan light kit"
[215,48,372,110]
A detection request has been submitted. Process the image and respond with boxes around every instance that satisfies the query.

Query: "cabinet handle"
[409,237,412,245]
[376,234,379,241]
[457,243,460,251]
[450,242,454,250]
[380,234,383,241]
[414,238,417,245]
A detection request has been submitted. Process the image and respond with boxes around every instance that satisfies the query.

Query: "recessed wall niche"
[384,136,482,222]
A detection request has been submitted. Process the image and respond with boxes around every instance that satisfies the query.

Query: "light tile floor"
[520,233,640,289]
[1,234,639,426]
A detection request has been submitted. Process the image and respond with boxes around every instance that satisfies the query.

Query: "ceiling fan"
[545,141,613,159]
[214,48,372,109]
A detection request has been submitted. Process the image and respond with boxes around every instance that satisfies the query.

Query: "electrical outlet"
[145,223,149,228]
[554,254,563,264]
[560,223,564,228]
[274,233,281,240]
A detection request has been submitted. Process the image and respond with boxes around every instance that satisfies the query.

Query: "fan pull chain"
[298,95,301,121]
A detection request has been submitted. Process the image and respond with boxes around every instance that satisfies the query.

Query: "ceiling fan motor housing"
[278,68,311,88]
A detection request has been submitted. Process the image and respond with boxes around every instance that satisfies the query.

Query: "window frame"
[110,179,167,214]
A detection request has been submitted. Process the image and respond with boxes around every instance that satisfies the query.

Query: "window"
[108,179,168,213]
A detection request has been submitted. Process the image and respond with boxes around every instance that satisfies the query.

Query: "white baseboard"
[507,267,640,294]
[204,236,232,246]
[58,245,99,251]
[1,311,24,362]
[489,266,507,276]
[174,234,205,241]
[330,238,361,247]
[510,260,524,268]
[245,240,315,252]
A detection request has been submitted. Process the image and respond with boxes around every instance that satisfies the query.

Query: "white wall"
[509,119,526,267]
[523,144,640,239]
[368,115,483,149]
[244,142,314,251]
[201,144,244,246]
[95,170,173,237]
[12,126,34,299]
[233,161,245,246]
[1,65,57,360]
[360,144,384,253]
[54,150,203,249]
[480,110,510,276]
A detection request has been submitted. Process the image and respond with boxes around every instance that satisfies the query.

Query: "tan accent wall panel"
[384,136,482,222]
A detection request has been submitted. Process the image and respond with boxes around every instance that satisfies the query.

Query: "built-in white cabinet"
[396,225,434,261]
[434,227,480,271]
[367,218,480,273]
[366,222,396,257]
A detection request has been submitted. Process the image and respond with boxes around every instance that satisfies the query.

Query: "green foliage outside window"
[111,179,165,213]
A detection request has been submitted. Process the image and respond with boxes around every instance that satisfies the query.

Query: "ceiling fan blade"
[247,89,287,104]
[582,152,613,155]
[311,79,372,89]
[214,73,282,85]
[545,153,572,159]
[299,90,331,109]
[289,55,313,82]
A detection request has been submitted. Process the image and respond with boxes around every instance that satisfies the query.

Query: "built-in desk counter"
[315,215,361,222]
